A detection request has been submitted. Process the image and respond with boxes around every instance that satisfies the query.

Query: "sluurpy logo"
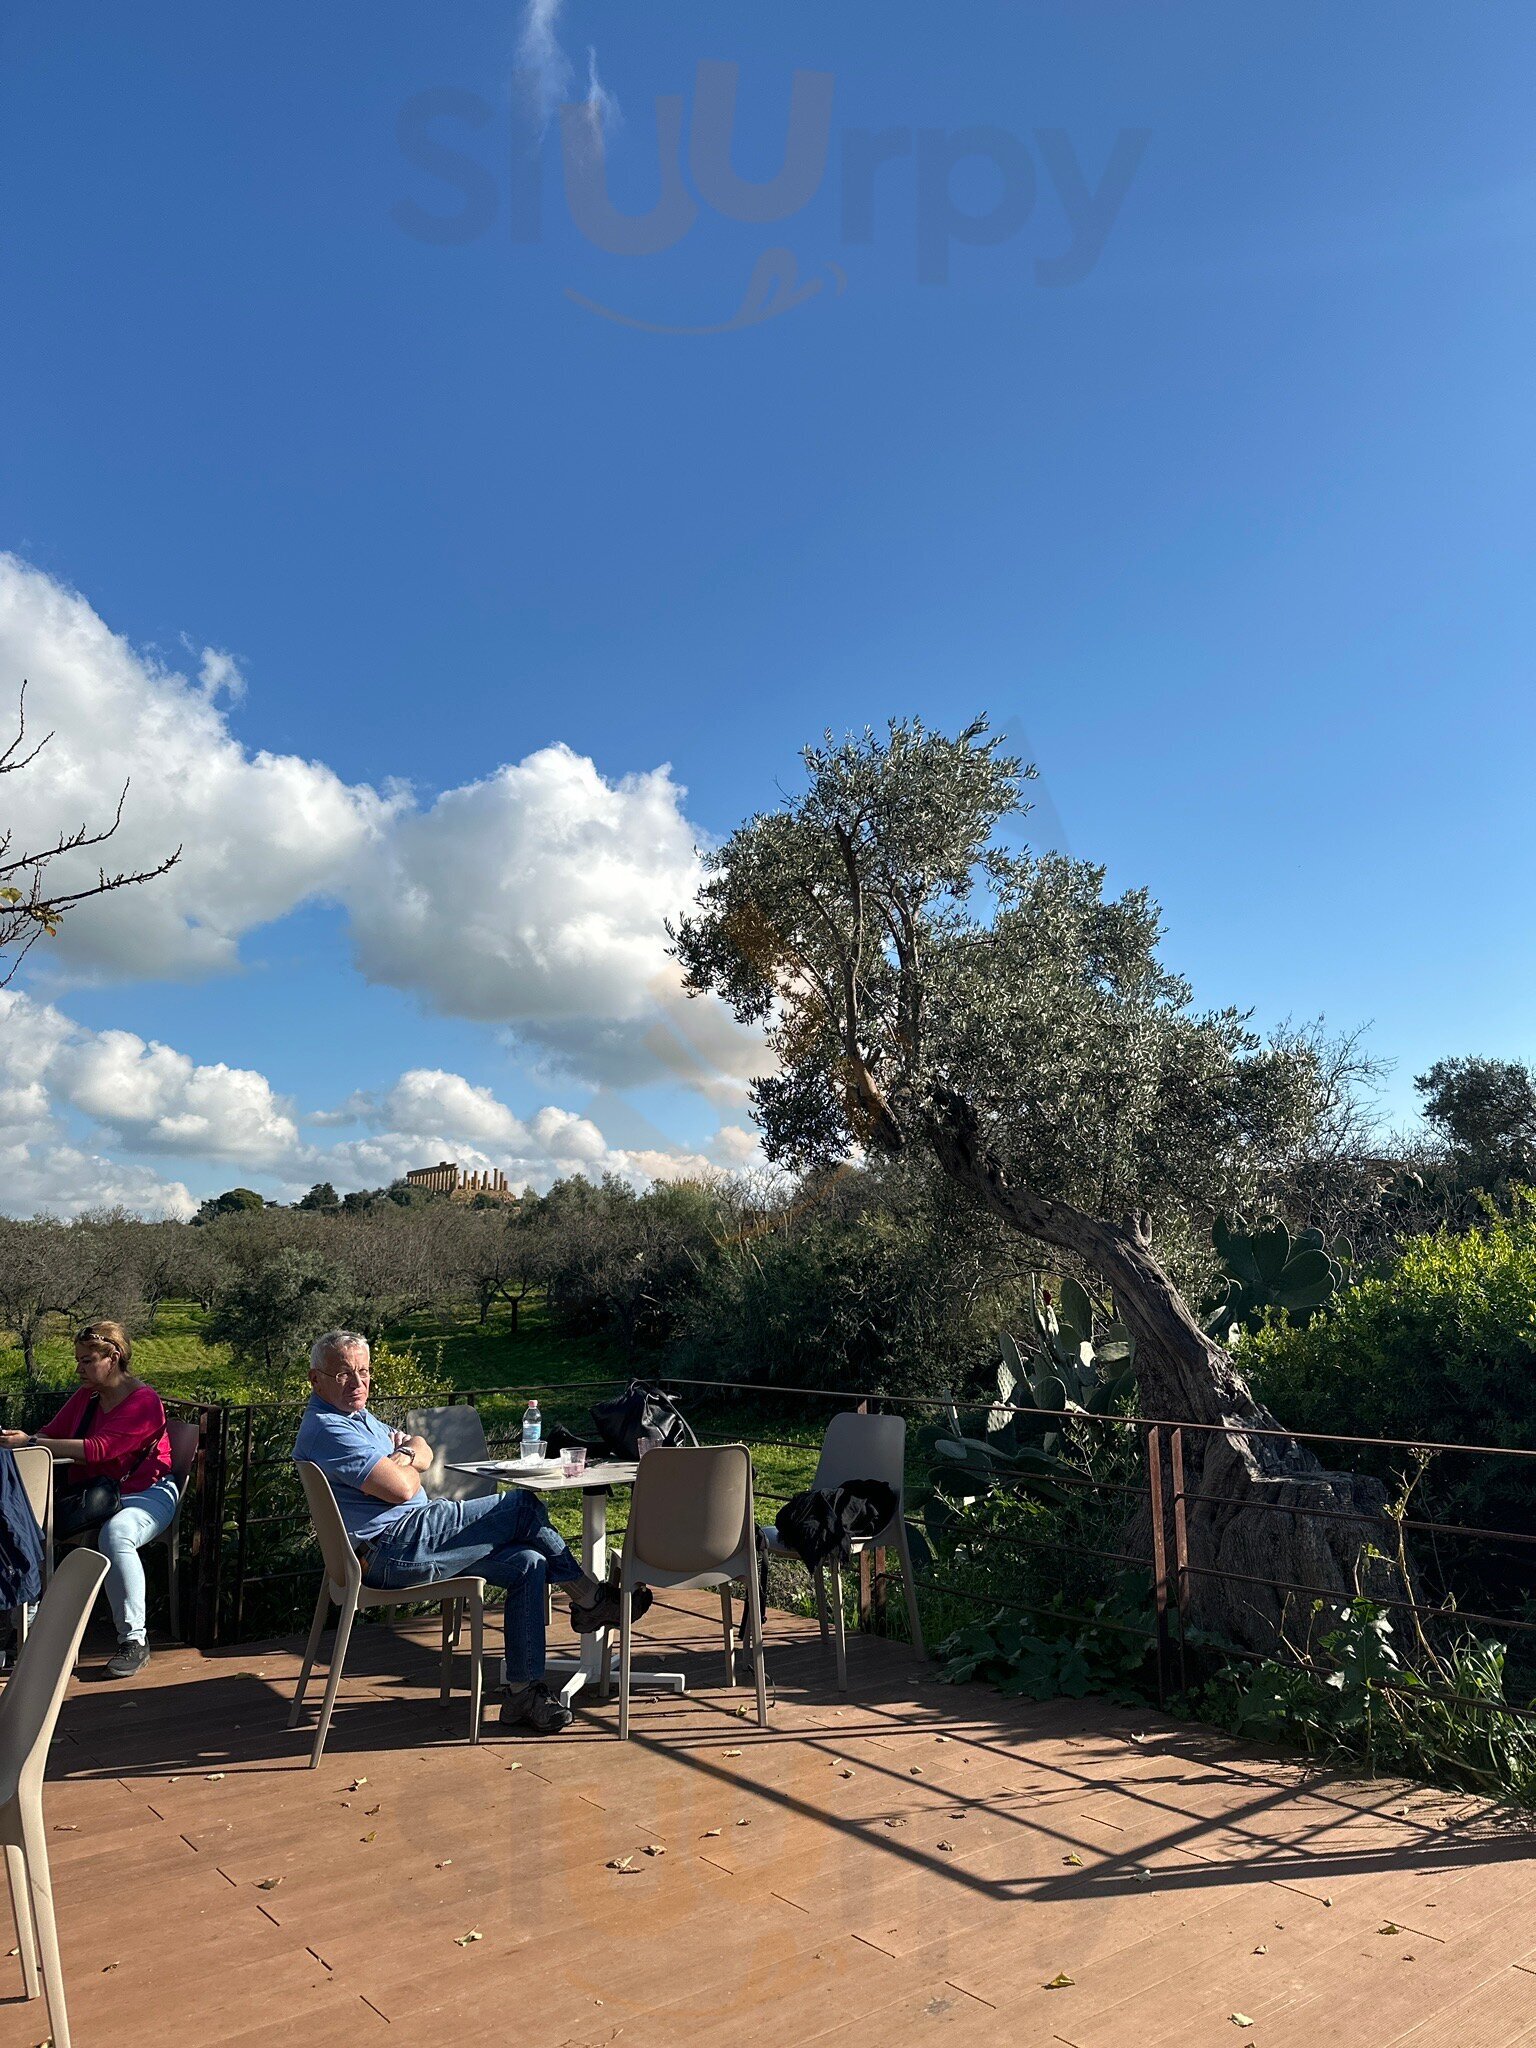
[392,32,1149,334]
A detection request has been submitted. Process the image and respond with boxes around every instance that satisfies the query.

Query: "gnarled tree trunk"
[926,1087,1401,1657]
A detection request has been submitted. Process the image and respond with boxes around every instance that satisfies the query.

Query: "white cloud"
[0,555,393,980]
[517,0,618,137]
[0,991,745,1215]
[0,556,766,1101]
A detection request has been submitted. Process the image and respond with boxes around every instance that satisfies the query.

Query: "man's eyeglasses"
[318,1363,371,1388]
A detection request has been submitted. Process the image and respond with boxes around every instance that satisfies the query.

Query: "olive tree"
[670,719,1394,1653]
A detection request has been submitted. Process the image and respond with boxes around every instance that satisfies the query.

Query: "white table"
[446,1457,687,1708]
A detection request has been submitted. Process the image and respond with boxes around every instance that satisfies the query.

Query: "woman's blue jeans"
[363,1491,584,1685]
[99,1477,181,1647]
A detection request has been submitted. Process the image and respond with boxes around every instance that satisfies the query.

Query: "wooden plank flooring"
[3,1591,1535,2047]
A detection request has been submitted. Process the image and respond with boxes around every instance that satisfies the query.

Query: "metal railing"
[138,1371,1536,1741]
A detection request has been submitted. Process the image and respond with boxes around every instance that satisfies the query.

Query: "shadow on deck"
[8,1591,1536,2048]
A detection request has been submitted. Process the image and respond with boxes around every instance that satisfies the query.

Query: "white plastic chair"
[406,1404,498,1502]
[1,1546,110,2048]
[615,1444,766,1741]
[287,1462,486,1768]
[763,1411,925,1689]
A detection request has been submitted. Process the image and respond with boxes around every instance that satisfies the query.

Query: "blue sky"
[1,2,1533,1213]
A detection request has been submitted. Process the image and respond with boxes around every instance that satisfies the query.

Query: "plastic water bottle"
[521,1399,542,1461]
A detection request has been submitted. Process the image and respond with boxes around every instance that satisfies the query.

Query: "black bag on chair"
[587,1382,697,1461]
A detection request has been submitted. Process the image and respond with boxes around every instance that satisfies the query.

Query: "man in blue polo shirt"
[293,1327,633,1734]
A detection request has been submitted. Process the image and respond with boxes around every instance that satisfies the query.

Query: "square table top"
[445,1457,640,1493]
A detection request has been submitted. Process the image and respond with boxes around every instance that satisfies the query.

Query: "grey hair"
[309,1329,370,1373]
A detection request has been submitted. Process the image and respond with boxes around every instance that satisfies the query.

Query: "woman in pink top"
[0,1320,178,1679]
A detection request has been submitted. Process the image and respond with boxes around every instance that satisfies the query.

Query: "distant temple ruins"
[404,1161,511,1197]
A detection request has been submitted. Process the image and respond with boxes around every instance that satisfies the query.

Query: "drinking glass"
[563,1445,588,1478]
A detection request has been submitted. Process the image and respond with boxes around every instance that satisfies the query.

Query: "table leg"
[543,1484,687,1706]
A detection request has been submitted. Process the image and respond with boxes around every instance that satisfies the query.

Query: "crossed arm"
[361,1432,432,1504]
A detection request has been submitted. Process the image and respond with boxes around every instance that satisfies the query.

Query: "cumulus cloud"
[0,992,744,1216]
[0,555,765,1101]
[0,555,393,979]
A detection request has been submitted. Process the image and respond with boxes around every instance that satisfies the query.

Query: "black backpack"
[586,1381,697,1461]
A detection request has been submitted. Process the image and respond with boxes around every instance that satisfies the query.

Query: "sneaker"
[106,1639,151,1679]
[499,1680,573,1735]
[569,1581,652,1634]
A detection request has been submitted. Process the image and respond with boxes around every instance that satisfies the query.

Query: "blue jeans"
[98,1478,181,1647]
[363,1492,584,1685]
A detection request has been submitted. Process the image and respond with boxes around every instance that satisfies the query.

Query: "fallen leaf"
[102,1962,119,1973]
[505,1762,521,1773]
[722,1749,742,1758]
[365,1804,381,1816]
[454,1930,482,1946]
[1379,1922,1401,1935]
[701,1829,722,1838]
[1132,1866,1152,1883]
[838,1769,854,1779]
[1403,1953,1416,1962]
[361,1832,377,1844]
[1129,1732,1148,1744]
[52,1824,78,1833]
[1322,1895,1333,1908]
[205,1774,225,1783]
[606,1857,637,1873]
[1231,2018,1254,2032]
[642,1844,665,1857]
[935,1735,951,1742]
[255,1878,283,1892]
[949,1811,966,1821]
[1044,1972,1074,1989]
[936,1840,955,1853]
[1252,1944,1267,1955]
[908,1767,924,1777]
[346,1778,367,1791]
[435,1860,453,1869]
[1063,1853,1083,1867]
[735,1818,751,1828]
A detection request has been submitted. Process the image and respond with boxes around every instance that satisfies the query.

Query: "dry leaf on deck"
[506,1762,521,1772]
[365,1805,381,1816]
[1063,1853,1083,1867]
[1044,1972,1074,1989]
[361,1832,377,1844]
[1252,1944,1267,1955]
[205,1774,225,1782]
[1132,1866,1152,1883]
[455,1930,482,1945]
[1230,2018,1254,2032]
[346,1778,367,1791]
[643,1844,665,1857]
[838,1769,854,1779]
[1379,1922,1401,1935]
[607,1857,637,1873]
[735,1818,751,1828]
[908,1767,924,1777]
[722,1749,742,1758]
[255,1878,283,1892]
[52,1825,77,1833]
[701,1829,722,1838]
[936,1840,955,1853]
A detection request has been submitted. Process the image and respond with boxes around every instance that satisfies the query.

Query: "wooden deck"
[7,1591,1536,2048]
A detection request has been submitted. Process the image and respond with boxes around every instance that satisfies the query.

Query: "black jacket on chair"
[0,1449,46,1610]
[774,1481,899,1573]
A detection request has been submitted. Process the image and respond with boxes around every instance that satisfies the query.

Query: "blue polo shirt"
[292,1395,426,1545]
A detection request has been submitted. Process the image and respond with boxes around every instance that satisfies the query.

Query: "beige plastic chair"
[11,1448,54,1647]
[615,1444,766,1741]
[287,1462,486,1768]
[1,1546,110,2048]
[763,1411,925,1690]
[406,1404,498,1502]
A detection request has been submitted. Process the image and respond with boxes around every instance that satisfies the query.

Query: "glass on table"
[562,1445,588,1478]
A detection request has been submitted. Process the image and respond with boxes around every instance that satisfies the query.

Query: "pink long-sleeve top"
[40,1383,173,1494]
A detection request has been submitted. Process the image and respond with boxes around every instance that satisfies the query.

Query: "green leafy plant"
[1203,1215,1348,1341]
[934,1573,1157,1704]
[924,1277,1135,1539]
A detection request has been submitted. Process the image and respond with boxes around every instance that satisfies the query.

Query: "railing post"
[853,1399,890,1636]
[1169,1425,1190,1694]
[230,1406,254,1643]
[1143,1422,1174,1708]
[190,1404,229,1650]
